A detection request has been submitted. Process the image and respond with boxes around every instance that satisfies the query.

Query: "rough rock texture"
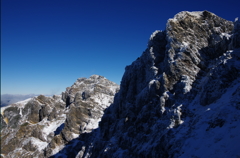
[0,75,119,158]
[51,11,240,158]
[1,11,240,158]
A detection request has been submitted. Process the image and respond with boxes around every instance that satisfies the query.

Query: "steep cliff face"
[70,11,239,158]
[0,75,119,158]
[1,11,240,158]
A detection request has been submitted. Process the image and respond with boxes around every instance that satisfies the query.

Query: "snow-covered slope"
[53,10,239,158]
[1,11,240,158]
[0,75,119,158]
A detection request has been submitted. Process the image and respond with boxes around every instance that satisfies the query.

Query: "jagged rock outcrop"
[1,11,240,158]
[0,75,119,158]
[45,75,119,157]
[52,11,239,158]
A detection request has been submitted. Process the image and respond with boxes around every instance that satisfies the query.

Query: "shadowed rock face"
[67,11,239,158]
[1,11,240,158]
[0,75,119,158]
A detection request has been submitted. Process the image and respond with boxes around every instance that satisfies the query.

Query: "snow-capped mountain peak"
[1,11,240,158]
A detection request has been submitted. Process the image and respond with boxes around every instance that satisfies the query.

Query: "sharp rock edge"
[1,11,240,158]
[0,75,119,158]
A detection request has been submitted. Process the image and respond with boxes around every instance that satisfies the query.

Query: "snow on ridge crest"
[1,75,119,157]
[72,11,240,158]
[171,11,203,21]
[149,30,161,41]
[1,11,240,158]
[169,10,218,23]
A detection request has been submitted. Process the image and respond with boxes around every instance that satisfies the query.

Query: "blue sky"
[1,0,239,95]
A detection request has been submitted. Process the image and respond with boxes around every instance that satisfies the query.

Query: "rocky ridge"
[52,11,240,158]
[1,10,240,158]
[0,75,119,158]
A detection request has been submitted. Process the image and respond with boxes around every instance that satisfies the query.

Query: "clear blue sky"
[1,0,239,95]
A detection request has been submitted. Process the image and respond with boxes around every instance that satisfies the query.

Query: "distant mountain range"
[1,94,39,107]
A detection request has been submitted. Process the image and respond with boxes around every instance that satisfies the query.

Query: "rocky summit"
[1,75,119,158]
[1,11,240,158]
